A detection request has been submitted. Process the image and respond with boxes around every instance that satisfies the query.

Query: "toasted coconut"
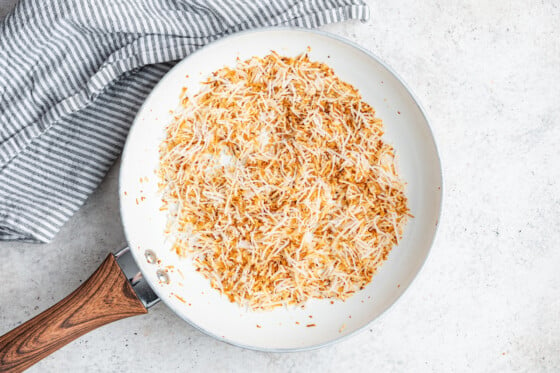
[159,52,410,310]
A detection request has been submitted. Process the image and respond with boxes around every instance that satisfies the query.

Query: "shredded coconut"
[159,52,410,310]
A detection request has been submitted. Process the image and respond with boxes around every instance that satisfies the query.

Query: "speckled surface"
[1,1,559,372]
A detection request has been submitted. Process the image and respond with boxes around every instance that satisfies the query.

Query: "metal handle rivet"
[156,269,170,284]
[145,250,157,264]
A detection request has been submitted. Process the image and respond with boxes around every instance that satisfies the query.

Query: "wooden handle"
[0,254,147,372]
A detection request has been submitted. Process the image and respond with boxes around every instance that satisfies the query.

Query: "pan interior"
[119,29,442,351]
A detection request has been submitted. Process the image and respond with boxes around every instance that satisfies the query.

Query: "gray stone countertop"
[1,1,559,372]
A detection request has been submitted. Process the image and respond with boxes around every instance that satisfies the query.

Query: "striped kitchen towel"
[0,0,369,243]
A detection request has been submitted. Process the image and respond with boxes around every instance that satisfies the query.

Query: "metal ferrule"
[115,247,160,309]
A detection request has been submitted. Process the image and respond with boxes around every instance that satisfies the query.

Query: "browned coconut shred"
[158,52,410,310]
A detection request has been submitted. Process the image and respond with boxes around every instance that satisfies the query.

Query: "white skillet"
[0,28,442,370]
[120,28,442,350]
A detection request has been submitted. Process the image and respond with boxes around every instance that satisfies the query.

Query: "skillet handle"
[0,254,147,372]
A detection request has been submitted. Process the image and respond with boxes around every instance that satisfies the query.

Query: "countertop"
[1,1,559,372]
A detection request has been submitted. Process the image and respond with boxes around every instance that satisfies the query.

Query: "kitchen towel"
[0,0,369,243]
